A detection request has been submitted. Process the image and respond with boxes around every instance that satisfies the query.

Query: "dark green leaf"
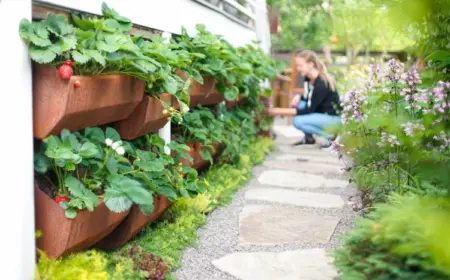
[106,127,121,142]
[104,188,133,213]
[224,86,239,101]
[19,19,33,40]
[84,127,105,144]
[34,153,52,173]
[72,50,91,64]
[29,34,52,47]
[79,142,98,158]
[139,202,155,215]
[164,76,178,94]
[29,46,56,64]
[156,184,178,200]
[106,155,118,174]
[71,14,96,30]
[84,50,106,66]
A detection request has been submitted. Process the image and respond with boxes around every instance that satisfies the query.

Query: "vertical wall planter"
[33,63,145,139]
[175,70,216,107]
[116,93,172,140]
[34,187,130,258]
[95,195,170,251]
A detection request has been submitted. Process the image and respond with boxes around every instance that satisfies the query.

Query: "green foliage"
[334,193,450,280]
[35,137,273,279]
[35,128,206,218]
[36,250,134,280]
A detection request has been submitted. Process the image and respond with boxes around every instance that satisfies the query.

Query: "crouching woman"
[268,50,342,147]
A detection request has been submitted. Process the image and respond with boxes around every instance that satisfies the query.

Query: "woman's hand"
[290,94,301,108]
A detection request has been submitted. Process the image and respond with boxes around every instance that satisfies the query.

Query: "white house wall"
[38,0,259,46]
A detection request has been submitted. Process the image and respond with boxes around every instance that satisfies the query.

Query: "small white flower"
[105,138,113,146]
[115,146,125,156]
[111,141,122,150]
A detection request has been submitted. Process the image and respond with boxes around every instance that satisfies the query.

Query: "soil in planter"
[34,185,130,258]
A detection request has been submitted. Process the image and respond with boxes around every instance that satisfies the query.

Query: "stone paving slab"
[273,125,305,138]
[239,205,340,245]
[212,248,338,280]
[245,188,345,208]
[257,170,348,189]
[275,154,344,165]
[278,145,336,155]
[263,160,345,176]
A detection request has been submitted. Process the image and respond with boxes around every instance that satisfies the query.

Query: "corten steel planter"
[176,70,216,107]
[33,63,145,139]
[34,186,130,258]
[95,195,170,251]
[116,93,172,140]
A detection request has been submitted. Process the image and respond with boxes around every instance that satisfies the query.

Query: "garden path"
[175,119,358,280]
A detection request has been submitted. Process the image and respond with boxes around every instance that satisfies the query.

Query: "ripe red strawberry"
[55,195,70,204]
[73,80,81,88]
[58,64,73,80]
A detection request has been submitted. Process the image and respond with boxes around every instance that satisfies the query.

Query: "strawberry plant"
[173,106,225,163]
[34,129,100,218]
[131,134,205,200]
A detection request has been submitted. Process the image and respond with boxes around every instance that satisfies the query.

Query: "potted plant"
[34,127,159,257]
[19,3,155,139]
[95,134,202,250]
[115,36,190,140]
[172,106,224,169]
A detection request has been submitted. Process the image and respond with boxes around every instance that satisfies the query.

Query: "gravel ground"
[174,137,359,280]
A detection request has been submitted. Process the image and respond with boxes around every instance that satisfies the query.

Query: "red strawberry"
[55,195,70,204]
[73,80,81,88]
[58,64,73,80]
[64,60,73,66]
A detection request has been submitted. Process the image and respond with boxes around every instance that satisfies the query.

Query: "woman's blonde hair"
[296,50,336,91]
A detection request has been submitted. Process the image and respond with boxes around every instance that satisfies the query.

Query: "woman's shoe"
[292,136,316,146]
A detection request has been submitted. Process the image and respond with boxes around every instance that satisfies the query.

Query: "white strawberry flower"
[111,141,122,150]
[115,146,125,156]
[104,138,113,146]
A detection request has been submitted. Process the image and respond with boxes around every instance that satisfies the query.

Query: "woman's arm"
[267,107,297,116]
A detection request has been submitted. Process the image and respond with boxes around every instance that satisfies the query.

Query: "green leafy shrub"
[334,193,450,280]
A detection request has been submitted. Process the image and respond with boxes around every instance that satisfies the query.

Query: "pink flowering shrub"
[333,58,450,204]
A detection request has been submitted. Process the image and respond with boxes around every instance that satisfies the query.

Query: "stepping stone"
[239,205,340,245]
[257,170,348,189]
[278,145,339,155]
[273,125,305,138]
[276,154,343,165]
[263,160,344,175]
[245,188,345,208]
[213,248,337,280]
